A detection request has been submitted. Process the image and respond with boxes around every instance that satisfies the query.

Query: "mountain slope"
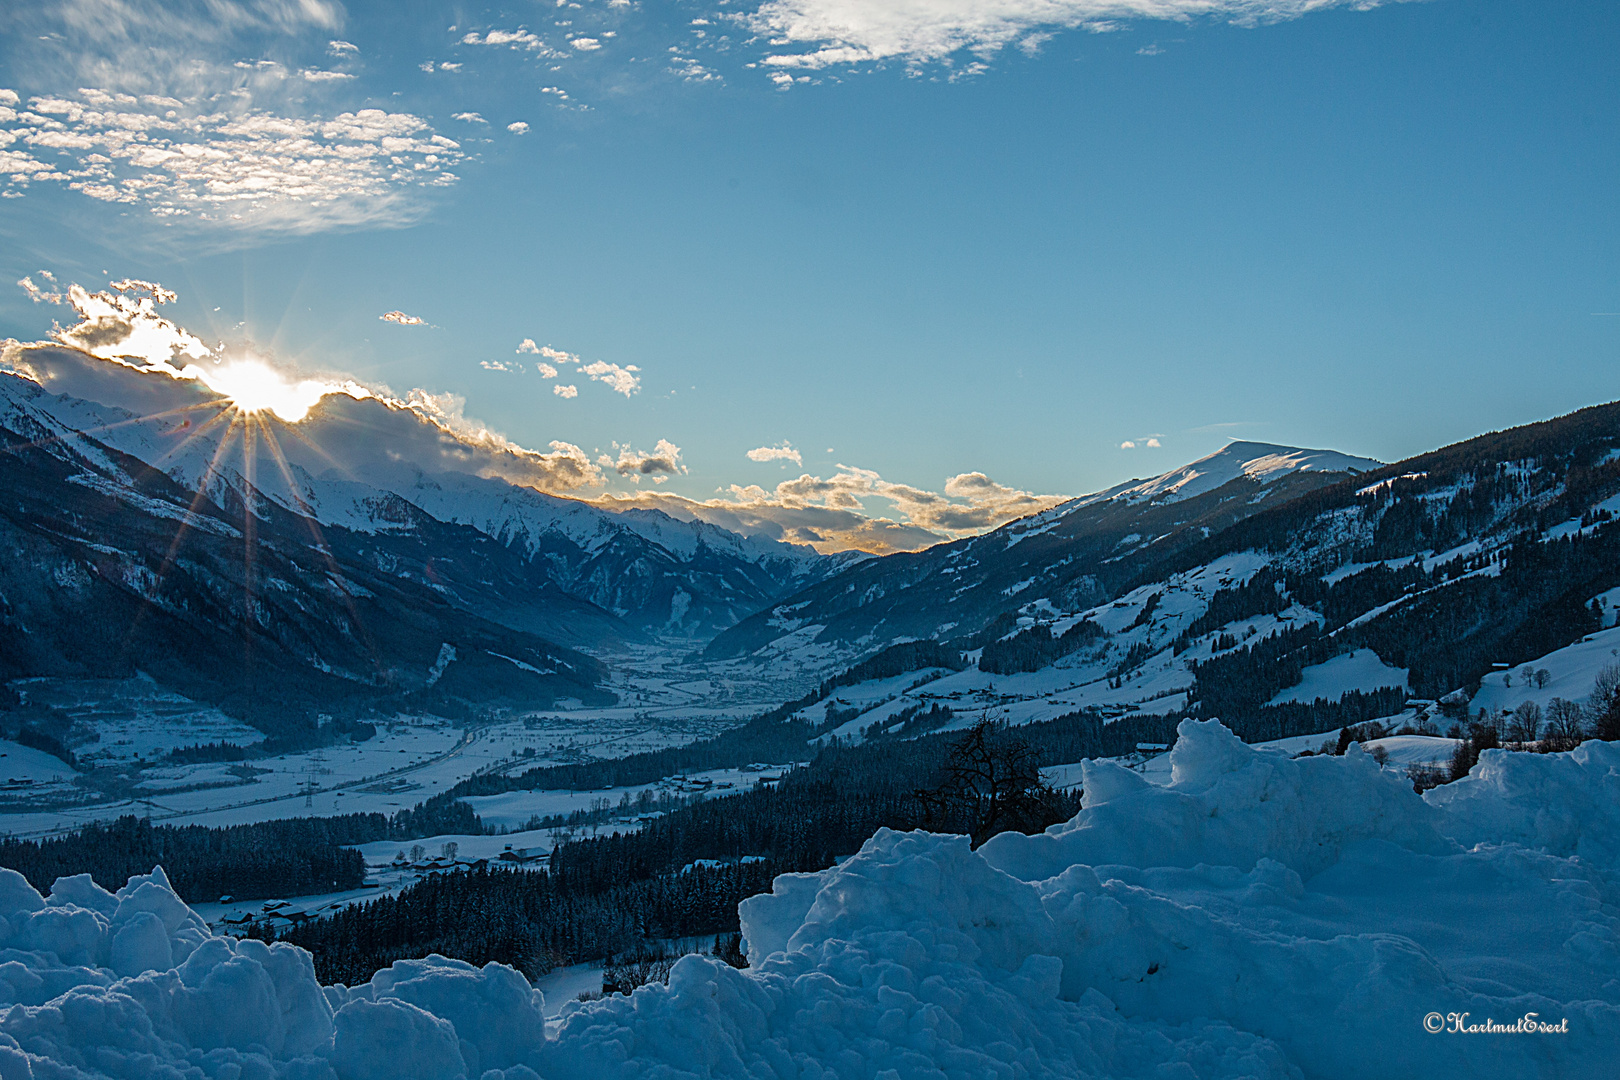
[751,402,1620,746]
[0,385,614,742]
[705,442,1378,662]
[1,351,845,643]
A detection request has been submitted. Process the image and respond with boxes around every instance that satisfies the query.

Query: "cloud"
[747,441,803,466]
[1121,440,1136,449]
[380,310,425,326]
[600,439,686,483]
[537,364,559,378]
[517,339,540,353]
[9,274,617,494]
[570,37,602,51]
[507,121,530,134]
[461,28,553,53]
[1122,434,1163,449]
[554,384,578,398]
[453,112,488,124]
[46,279,210,369]
[0,3,462,231]
[1146,436,1161,447]
[8,274,1065,555]
[481,360,521,372]
[580,359,641,396]
[17,275,64,304]
[594,461,1067,553]
[747,0,1403,71]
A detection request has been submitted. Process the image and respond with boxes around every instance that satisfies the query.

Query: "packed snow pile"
[0,721,1612,1078]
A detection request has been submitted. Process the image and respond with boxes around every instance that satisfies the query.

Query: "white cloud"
[507,121,530,134]
[571,37,602,51]
[1121,440,1136,449]
[595,461,1068,552]
[580,359,641,396]
[481,359,521,372]
[1146,436,1161,447]
[380,310,425,326]
[0,4,462,231]
[600,439,686,482]
[462,28,550,51]
[554,383,578,398]
[523,343,636,391]
[747,441,803,466]
[453,112,489,124]
[748,0,1403,70]
[0,91,463,230]
[17,275,64,304]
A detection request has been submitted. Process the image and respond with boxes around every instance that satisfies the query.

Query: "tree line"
[0,795,490,903]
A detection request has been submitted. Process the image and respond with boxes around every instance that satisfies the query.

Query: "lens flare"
[201,359,335,422]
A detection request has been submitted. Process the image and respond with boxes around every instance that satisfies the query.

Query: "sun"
[201,358,336,423]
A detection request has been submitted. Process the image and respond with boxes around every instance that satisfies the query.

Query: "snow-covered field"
[1268,648,1408,704]
[0,700,735,839]
[0,719,1607,1079]
[1470,623,1620,716]
[463,765,783,831]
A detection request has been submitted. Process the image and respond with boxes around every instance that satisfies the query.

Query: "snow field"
[0,720,1608,1077]
[1469,623,1620,717]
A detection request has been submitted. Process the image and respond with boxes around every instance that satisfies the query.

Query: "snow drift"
[0,722,1612,1078]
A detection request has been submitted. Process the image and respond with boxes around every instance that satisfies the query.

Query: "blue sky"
[1,0,1616,551]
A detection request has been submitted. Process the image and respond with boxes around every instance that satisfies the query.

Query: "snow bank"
[1427,738,1620,862]
[0,720,1611,1078]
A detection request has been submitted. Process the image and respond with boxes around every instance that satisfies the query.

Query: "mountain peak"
[1104,441,1381,506]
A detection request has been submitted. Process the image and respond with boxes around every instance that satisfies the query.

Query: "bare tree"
[1544,697,1586,752]
[1589,663,1620,741]
[916,715,1067,847]
[1508,701,1542,746]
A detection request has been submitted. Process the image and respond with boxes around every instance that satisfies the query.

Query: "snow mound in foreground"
[0,721,1613,1078]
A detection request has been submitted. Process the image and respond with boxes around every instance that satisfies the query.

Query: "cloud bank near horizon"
[3,277,1071,553]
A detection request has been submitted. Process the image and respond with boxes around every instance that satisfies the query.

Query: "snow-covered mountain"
[712,401,1620,748]
[706,439,1381,662]
[0,376,615,741]
[1085,441,1379,506]
[0,352,847,641]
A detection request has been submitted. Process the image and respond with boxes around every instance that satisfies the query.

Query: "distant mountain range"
[7,340,1620,749]
[707,406,1620,744]
[3,350,857,646]
[705,442,1381,660]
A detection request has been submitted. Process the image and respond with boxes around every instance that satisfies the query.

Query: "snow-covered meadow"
[0,719,1607,1079]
